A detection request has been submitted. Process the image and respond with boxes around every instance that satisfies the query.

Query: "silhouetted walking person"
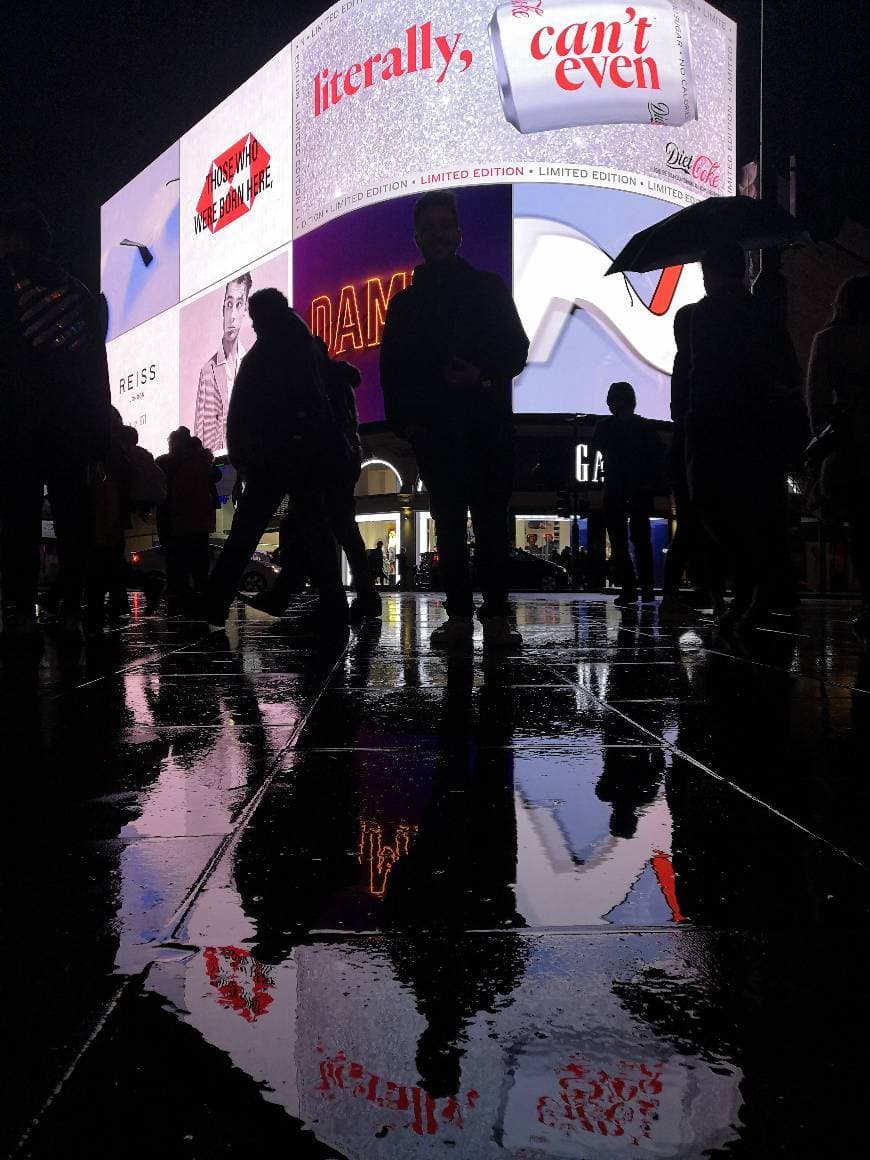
[592,382,662,606]
[380,190,529,648]
[245,342,381,624]
[806,274,870,648]
[205,289,345,630]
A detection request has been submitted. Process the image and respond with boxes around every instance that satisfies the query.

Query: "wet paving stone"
[4,594,870,1158]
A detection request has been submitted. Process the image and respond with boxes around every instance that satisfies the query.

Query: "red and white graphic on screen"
[489,1,697,133]
[195,134,272,235]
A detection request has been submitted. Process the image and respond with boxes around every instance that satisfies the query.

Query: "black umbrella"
[606,196,811,274]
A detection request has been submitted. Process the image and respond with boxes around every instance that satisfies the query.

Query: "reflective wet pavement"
[3,594,869,1158]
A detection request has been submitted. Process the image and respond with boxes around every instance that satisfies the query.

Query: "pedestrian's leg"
[207,474,284,620]
[328,484,381,621]
[189,532,211,594]
[603,497,637,598]
[468,434,513,621]
[628,495,654,597]
[0,470,43,618]
[469,492,511,620]
[329,485,374,594]
[46,462,91,615]
[429,489,474,618]
[294,487,346,620]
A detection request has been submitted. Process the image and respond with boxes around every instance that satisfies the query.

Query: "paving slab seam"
[635,624,868,696]
[8,638,351,1158]
[44,637,213,703]
[530,656,869,871]
[9,978,129,1157]
[158,642,353,945]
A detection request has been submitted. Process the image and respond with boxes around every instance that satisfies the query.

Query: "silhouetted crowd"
[2,196,869,652]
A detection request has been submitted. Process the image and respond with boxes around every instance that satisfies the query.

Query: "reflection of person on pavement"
[193,272,251,454]
[382,657,527,1097]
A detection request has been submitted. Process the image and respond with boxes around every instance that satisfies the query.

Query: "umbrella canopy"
[606,196,811,274]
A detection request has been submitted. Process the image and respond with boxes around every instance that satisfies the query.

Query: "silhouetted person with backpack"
[205,289,346,630]
[380,190,529,648]
[244,340,381,625]
[592,382,662,606]
[0,205,112,643]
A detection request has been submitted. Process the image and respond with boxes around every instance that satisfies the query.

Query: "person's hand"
[444,357,481,385]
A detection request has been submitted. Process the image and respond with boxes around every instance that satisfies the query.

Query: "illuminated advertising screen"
[104,0,735,449]
[179,251,290,456]
[180,44,293,300]
[293,185,512,424]
[291,0,735,234]
[106,309,180,455]
[100,141,180,343]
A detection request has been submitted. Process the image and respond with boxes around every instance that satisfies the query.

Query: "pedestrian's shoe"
[202,601,229,631]
[640,589,657,604]
[142,576,164,615]
[482,615,523,649]
[348,589,382,625]
[430,616,474,649]
[658,594,696,620]
[313,594,350,630]
[0,609,41,647]
[853,607,870,651]
[613,590,638,607]
[239,592,287,618]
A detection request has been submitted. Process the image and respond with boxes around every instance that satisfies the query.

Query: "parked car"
[417,547,570,592]
[129,539,279,594]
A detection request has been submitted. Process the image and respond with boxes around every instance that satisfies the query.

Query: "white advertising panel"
[291,0,736,235]
[100,141,180,341]
[107,308,180,456]
[178,249,290,457]
[179,44,293,299]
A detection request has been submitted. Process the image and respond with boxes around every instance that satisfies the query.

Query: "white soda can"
[489,1,697,133]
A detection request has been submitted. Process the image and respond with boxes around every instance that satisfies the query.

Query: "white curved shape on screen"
[514,216,704,374]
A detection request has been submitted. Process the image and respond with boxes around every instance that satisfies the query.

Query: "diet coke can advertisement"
[490,1,697,133]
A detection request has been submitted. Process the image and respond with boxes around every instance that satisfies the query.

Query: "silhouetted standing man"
[380,191,529,648]
[592,382,661,606]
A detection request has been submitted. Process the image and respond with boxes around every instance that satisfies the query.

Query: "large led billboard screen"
[104,1,735,451]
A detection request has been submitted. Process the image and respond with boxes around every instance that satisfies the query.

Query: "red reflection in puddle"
[204,946,275,1022]
[538,1059,663,1143]
[315,1046,479,1136]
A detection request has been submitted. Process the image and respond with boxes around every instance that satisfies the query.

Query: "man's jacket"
[379,256,529,437]
[226,309,335,476]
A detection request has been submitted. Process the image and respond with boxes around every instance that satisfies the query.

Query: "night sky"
[6,0,870,290]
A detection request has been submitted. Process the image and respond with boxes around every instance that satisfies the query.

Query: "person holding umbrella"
[607,196,809,634]
[683,243,800,633]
